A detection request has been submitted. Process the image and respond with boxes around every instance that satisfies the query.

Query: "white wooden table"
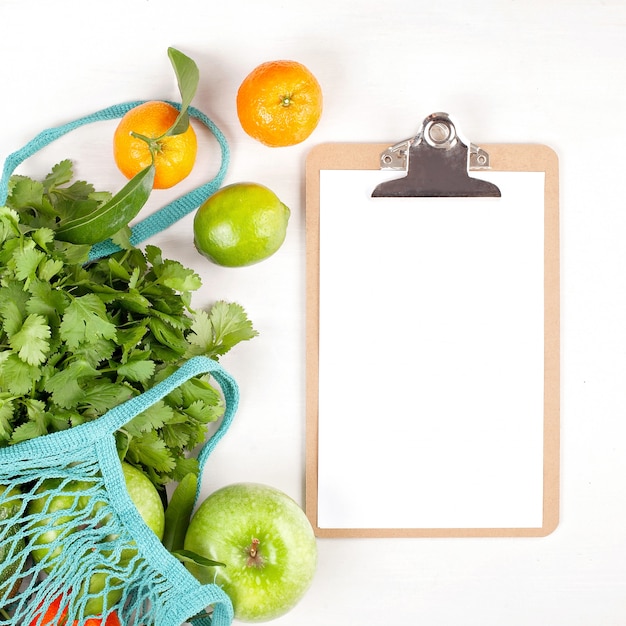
[1,1,624,624]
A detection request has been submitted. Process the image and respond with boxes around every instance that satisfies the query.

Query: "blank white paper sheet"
[317,169,546,530]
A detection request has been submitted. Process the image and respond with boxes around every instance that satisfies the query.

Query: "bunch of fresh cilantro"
[0,161,257,488]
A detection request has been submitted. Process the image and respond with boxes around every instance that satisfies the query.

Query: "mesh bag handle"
[0,355,238,626]
[0,100,230,260]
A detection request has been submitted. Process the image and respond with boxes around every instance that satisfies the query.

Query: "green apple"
[27,462,165,615]
[27,478,95,568]
[184,482,317,622]
[28,463,164,568]
[81,570,124,616]
[119,461,165,548]
[0,485,24,606]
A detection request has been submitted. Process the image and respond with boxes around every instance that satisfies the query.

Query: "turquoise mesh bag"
[0,356,237,626]
[0,105,237,624]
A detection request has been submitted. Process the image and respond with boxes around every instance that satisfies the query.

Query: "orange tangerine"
[236,60,323,147]
[113,100,197,189]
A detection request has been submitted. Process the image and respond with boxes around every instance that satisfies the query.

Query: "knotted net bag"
[0,104,236,625]
[0,356,237,626]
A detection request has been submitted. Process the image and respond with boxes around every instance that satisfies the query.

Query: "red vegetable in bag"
[29,594,121,626]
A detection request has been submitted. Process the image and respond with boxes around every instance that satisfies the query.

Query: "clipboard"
[305,113,560,538]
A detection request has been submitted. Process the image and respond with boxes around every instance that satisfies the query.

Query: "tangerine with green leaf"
[113,100,197,189]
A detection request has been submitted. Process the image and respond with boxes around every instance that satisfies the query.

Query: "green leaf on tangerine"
[166,47,199,136]
[55,164,155,245]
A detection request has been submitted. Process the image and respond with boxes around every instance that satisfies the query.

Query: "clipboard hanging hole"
[424,116,457,150]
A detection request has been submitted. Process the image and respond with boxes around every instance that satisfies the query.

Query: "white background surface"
[0,1,624,624]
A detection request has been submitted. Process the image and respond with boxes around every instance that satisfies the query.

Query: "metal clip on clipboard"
[371,112,501,198]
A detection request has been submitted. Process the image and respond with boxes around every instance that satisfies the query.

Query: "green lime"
[193,182,290,267]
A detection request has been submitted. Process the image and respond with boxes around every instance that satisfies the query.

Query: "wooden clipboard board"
[305,113,560,538]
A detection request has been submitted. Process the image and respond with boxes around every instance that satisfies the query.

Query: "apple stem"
[246,538,264,568]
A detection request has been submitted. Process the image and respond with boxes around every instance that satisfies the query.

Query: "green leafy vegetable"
[0,163,258,488]
[171,549,225,569]
[163,471,198,552]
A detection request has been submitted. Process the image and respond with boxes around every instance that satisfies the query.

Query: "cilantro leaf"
[181,399,220,422]
[11,420,47,444]
[116,353,156,383]
[8,313,51,365]
[171,457,200,482]
[0,395,15,443]
[7,176,45,211]
[116,324,150,358]
[13,244,46,287]
[37,258,65,282]
[0,208,20,243]
[185,302,258,358]
[125,401,175,438]
[42,159,112,224]
[0,298,25,337]
[147,318,188,355]
[10,398,51,443]
[0,354,41,395]
[43,159,74,190]
[162,420,193,450]
[44,360,97,408]
[59,294,117,349]
[178,376,221,408]
[80,381,132,412]
[70,337,117,368]
[26,280,67,321]
[126,430,176,476]
[31,227,56,251]
[155,259,202,292]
